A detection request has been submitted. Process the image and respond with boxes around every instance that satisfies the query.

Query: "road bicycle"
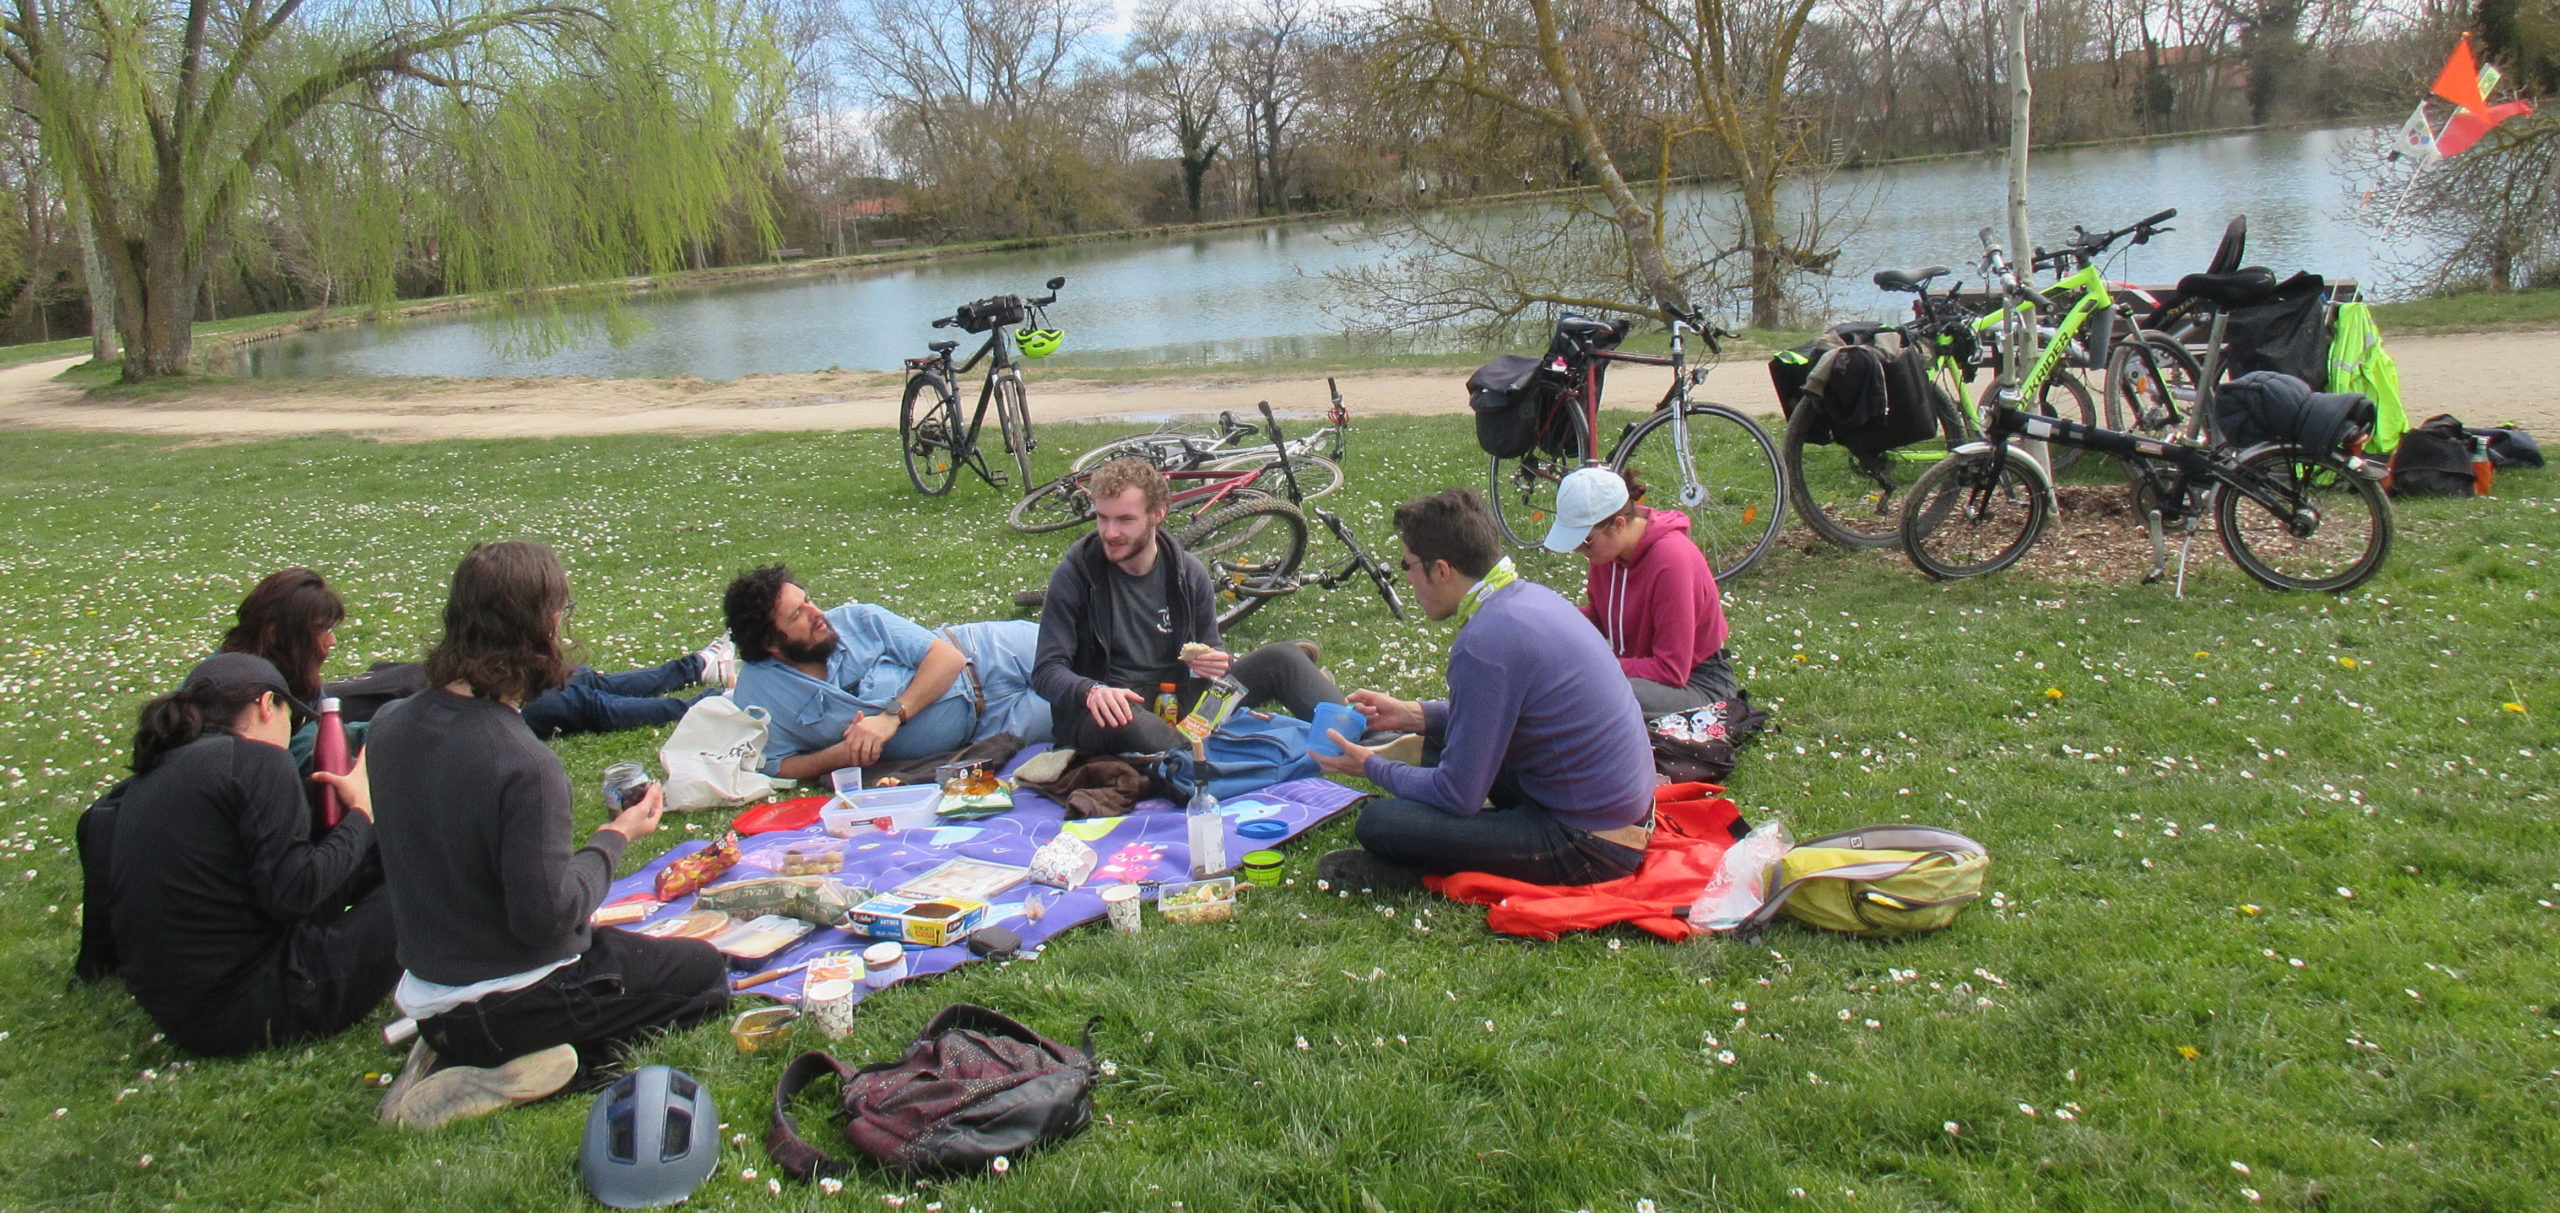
[1485,311,1786,583]
[1009,384,1350,534]
[1070,380,1350,472]
[899,276,1065,497]
[1897,400,2392,593]
[1175,401,1406,628]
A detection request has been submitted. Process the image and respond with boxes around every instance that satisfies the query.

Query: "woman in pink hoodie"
[1543,467,1735,716]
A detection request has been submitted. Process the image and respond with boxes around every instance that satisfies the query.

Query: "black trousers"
[418,928,731,1071]
[165,884,403,1057]
[1052,642,1342,754]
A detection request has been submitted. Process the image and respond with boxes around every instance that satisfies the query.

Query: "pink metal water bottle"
[312,697,349,829]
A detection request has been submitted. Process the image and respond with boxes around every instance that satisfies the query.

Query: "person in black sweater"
[1031,458,1344,755]
[369,541,728,1131]
[106,653,392,1056]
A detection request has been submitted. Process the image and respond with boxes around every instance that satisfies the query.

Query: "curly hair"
[1086,457,1169,516]
[722,564,795,662]
[423,541,571,705]
[219,568,344,706]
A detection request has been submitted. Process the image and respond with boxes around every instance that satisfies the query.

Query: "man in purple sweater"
[1311,488,1656,892]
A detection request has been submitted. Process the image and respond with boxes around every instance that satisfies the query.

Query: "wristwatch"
[891,702,911,724]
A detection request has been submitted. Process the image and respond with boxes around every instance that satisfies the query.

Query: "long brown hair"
[424,541,571,705]
[219,568,344,705]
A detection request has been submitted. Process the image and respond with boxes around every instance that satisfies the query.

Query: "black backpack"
[72,780,129,985]
[2387,414,2484,497]
[1648,692,1770,784]
[765,1005,1099,1179]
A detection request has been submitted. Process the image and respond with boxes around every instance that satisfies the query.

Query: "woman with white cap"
[1542,466,1737,716]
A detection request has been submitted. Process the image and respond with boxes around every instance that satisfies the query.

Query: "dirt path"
[3,329,2554,441]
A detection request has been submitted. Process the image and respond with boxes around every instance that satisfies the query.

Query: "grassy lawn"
[2368,286,2560,332]
[0,416,2551,1211]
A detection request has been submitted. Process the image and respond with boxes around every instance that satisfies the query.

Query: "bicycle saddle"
[930,339,958,354]
[1872,265,1951,293]
[2173,267,2278,308]
[1553,314,1628,352]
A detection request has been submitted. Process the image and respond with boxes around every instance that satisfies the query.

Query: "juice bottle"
[1154,682,1180,724]
[2473,435,2494,496]
[311,697,349,829]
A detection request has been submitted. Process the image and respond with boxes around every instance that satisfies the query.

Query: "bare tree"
[1216,0,1315,214]
[1127,0,1226,219]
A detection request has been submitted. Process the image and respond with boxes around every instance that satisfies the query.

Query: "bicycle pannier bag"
[1734,825,1988,938]
[1468,354,1546,459]
[765,1004,1098,1179]
[2223,271,2331,387]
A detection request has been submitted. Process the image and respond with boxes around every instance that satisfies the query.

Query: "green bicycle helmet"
[1015,324,1064,358]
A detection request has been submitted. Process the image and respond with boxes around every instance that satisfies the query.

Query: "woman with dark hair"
[221,566,735,748]
[219,568,343,707]
[367,541,729,1131]
[105,652,396,1056]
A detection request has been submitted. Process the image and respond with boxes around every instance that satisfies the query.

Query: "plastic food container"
[1156,876,1237,925]
[821,785,943,836]
[729,1006,800,1053]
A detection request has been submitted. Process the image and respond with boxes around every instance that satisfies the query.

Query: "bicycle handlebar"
[1978,229,2057,310]
[2031,208,2179,272]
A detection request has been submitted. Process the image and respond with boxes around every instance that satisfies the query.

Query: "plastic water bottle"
[1154,682,1181,725]
[311,697,349,830]
[1688,820,1792,933]
[2473,435,2495,496]
[1186,741,1226,878]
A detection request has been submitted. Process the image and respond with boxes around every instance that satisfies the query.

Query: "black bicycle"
[899,276,1065,496]
[1899,403,2393,593]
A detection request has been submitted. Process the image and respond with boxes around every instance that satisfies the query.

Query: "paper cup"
[1309,701,1363,757]
[805,978,857,1040]
[1102,883,1143,934]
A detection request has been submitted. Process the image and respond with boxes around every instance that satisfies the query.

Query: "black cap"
[185,652,317,718]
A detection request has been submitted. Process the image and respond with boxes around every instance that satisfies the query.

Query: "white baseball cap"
[1541,466,1630,553]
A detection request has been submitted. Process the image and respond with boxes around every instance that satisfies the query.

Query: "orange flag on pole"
[2432,34,2487,111]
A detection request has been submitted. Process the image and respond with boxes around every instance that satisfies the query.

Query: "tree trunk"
[72,203,118,364]
[1527,0,1690,317]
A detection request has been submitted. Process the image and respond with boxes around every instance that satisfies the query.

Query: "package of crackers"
[654,831,743,901]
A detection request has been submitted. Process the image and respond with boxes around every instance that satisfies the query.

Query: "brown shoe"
[382,1043,579,1130]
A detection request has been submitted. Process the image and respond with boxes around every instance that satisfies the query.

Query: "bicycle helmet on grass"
[581,1065,719,1209]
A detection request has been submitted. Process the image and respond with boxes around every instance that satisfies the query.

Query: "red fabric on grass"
[1424,783,1746,941]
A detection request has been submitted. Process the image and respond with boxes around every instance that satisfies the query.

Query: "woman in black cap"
[105,652,396,1055]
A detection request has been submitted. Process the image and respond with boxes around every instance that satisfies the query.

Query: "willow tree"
[3,0,782,381]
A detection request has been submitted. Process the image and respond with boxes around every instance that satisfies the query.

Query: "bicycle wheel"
[2028,371,2098,474]
[2215,446,2392,592]
[1209,451,1343,501]
[1488,451,1566,549]
[996,374,1034,494]
[1319,509,1406,621]
[1007,475,1094,534]
[900,372,960,496]
[1782,398,1922,551]
[1613,403,1786,583]
[1176,496,1310,629]
[2103,331,2205,442]
[1898,447,2050,580]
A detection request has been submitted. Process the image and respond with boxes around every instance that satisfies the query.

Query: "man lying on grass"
[1029,457,1351,758]
[722,564,1052,782]
[1312,488,1656,893]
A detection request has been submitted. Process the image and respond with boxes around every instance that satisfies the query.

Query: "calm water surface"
[240,127,2403,380]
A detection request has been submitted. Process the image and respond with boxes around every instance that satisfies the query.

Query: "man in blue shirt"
[721,566,1051,782]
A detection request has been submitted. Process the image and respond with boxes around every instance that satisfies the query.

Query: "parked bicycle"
[1070,380,1350,471]
[1480,311,1786,583]
[1174,401,1406,627]
[1784,216,2172,550]
[899,276,1066,497]
[1897,401,2392,593]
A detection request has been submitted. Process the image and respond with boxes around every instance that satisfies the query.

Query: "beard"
[776,631,840,665]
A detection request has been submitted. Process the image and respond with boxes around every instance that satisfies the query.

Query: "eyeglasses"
[1399,555,1424,574]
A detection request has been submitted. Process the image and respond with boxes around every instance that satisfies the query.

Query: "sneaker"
[381,1042,579,1131]
[1367,733,1425,766]
[1316,848,1426,895]
[694,636,739,689]
[375,1038,438,1123]
[1012,588,1048,614]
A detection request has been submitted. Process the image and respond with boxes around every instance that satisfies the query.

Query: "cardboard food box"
[846,893,991,947]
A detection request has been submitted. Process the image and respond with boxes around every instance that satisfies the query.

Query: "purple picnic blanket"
[604,748,1364,1003]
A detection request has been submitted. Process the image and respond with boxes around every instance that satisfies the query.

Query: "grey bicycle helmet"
[580,1065,720,1209]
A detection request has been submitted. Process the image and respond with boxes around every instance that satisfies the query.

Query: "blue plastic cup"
[1309,701,1364,757]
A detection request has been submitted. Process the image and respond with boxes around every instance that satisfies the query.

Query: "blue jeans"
[1352,739,1646,886]
[520,655,710,740]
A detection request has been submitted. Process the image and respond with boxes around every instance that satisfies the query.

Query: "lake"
[237,126,2407,380]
